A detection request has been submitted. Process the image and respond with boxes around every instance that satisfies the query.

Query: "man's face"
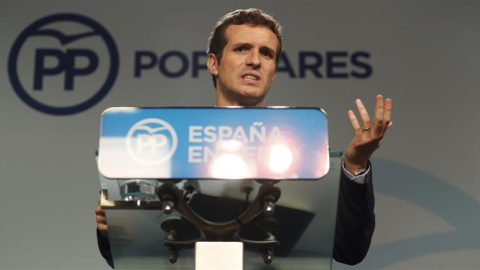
[208,24,278,107]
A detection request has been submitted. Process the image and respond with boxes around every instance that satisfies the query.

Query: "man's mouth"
[241,73,260,81]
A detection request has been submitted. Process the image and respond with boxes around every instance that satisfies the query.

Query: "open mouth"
[241,73,261,81]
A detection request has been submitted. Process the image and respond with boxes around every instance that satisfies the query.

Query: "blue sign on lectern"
[98,107,329,180]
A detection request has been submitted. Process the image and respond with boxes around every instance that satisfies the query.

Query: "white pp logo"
[126,118,177,165]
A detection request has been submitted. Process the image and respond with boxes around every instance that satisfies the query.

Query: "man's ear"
[207,53,219,75]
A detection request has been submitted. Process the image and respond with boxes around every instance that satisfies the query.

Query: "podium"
[97,107,341,270]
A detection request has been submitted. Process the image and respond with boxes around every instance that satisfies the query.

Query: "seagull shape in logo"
[30,28,99,45]
[136,125,168,134]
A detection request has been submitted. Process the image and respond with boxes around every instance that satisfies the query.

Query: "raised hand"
[343,95,392,174]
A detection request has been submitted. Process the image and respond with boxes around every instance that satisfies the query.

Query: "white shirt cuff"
[342,162,369,184]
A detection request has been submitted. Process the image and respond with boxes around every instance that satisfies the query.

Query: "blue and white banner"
[98,107,328,179]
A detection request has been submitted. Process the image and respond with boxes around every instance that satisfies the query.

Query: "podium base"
[195,242,243,270]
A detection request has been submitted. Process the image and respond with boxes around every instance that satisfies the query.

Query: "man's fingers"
[373,95,393,134]
[348,110,361,131]
[95,205,105,216]
[384,97,392,122]
[96,214,107,224]
[373,95,385,134]
[97,223,108,234]
[355,99,371,128]
[378,97,392,133]
[374,94,384,122]
[96,195,109,236]
[95,199,106,217]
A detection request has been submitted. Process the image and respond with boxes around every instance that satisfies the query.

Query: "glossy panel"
[98,107,329,180]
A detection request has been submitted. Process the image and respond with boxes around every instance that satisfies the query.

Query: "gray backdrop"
[1,1,479,269]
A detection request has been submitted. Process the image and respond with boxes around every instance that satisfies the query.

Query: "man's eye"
[260,49,273,58]
[235,47,247,52]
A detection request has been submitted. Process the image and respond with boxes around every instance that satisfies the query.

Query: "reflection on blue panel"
[98,107,329,180]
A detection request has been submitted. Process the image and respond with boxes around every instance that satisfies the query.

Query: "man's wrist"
[343,158,369,175]
[342,162,370,184]
[351,167,368,176]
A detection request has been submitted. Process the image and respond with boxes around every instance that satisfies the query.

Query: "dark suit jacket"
[97,169,375,268]
[333,168,375,265]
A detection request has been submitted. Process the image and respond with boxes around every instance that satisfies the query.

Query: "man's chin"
[218,84,268,106]
[235,92,267,107]
[238,86,268,98]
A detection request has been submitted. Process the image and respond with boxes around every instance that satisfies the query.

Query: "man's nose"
[246,50,261,68]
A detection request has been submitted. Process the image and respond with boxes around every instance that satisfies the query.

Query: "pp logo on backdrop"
[8,13,119,115]
[126,119,178,165]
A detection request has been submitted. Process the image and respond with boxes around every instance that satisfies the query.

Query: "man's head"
[207,8,283,107]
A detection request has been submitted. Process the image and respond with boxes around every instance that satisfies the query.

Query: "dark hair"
[207,8,283,88]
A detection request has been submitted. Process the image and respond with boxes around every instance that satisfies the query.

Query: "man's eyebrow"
[261,46,276,52]
[260,46,276,56]
[232,42,253,48]
[231,42,276,56]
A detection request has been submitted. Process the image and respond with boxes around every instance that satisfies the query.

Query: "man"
[96,8,392,267]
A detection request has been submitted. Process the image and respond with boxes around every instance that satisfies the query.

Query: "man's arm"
[333,167,375,265]
[95,201,114,268]
[332,95,392,265]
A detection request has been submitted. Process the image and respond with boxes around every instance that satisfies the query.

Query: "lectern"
[97,107,341,270]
